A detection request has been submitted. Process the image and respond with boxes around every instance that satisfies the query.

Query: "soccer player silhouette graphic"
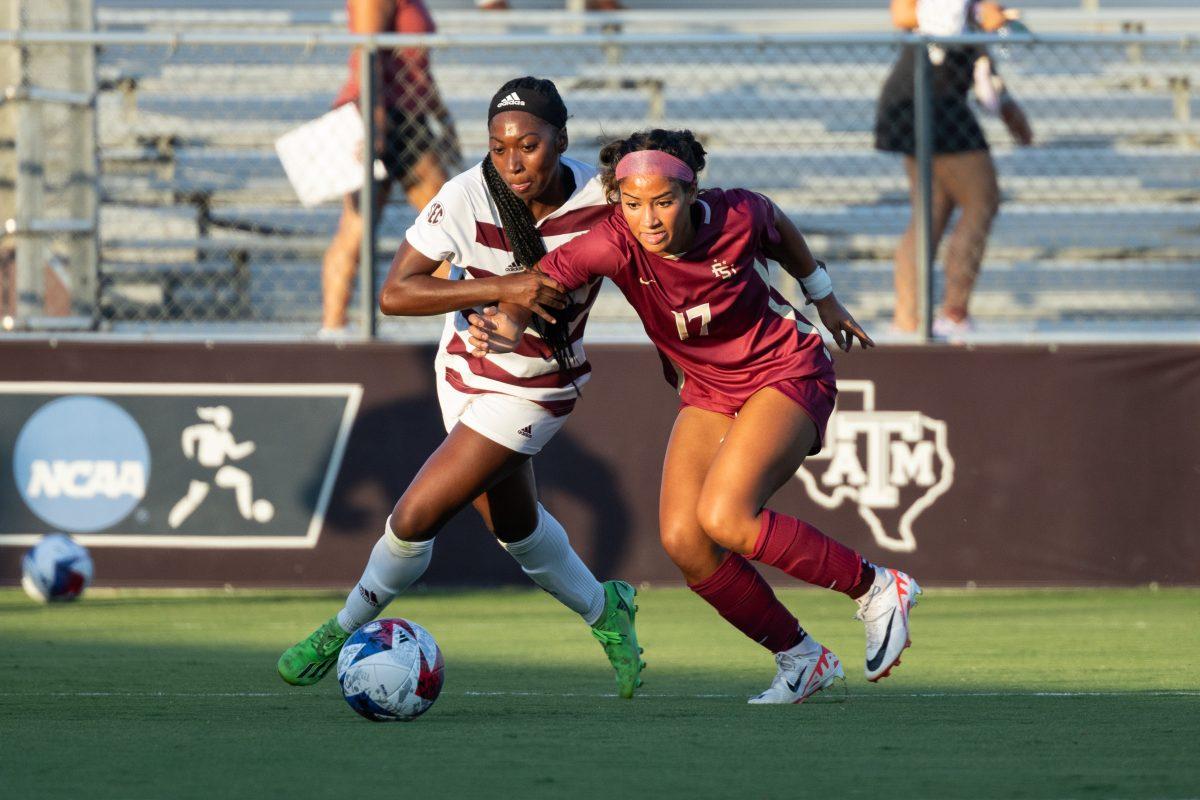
[167,405,275,528]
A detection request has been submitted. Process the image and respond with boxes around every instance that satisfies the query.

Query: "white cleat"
[748,641,846,705]
[856,567,922,682]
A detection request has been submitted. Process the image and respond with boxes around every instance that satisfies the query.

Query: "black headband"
[487,85,568,130]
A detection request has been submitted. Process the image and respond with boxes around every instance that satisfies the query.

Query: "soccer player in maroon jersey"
[468,129,922,703]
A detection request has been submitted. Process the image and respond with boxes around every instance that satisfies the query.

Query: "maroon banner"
[1,340,1197,587]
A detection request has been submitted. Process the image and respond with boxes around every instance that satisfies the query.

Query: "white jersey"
[917,0,970,35]
[405,156,608,415]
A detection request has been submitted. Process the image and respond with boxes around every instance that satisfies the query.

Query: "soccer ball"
[337,618,445,722]
[21,533,93,603]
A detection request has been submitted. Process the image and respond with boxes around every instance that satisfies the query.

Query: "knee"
[659,517,701,568]
[967,187,1000,225]
[694,494,757,554]
[328,217,363,258]
[488,510,539,544]
[982,192,1000,223]
[659,519,721,579]
[389,496,440,541]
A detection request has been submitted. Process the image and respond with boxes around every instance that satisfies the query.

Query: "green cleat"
[277,616,351,686]
[590,580,645,699]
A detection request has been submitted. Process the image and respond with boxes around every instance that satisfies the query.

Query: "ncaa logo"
[13,396,150,532]
[795,381,953,553]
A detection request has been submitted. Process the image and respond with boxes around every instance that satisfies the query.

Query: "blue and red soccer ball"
[337,618,445,722]
[21,533,93,603]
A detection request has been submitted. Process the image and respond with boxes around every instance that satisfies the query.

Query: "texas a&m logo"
[794,380,953,553]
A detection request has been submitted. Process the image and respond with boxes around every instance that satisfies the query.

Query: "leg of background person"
[474,462,606,625]
[403,150,448,212]
[893,155,954,332]
[932,150,1000,322]
[661,406,807,653]
[335,423,533,632]
[321,182,394,331]
[403,152,453,279]
[693,388,872,599]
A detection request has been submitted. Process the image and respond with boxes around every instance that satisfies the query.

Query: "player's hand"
[467,306,523,357]
[1000,100,1034,146]
[498,272,567,324]
[814,294,875,352]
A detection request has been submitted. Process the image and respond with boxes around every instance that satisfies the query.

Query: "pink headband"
[614,150,695,183]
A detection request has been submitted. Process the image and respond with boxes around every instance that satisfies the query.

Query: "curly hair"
[480,77,576,374]
[597,129,707,202]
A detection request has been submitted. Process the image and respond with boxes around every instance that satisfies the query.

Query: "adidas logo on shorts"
[495,92,526,109]
[516,425,533,439]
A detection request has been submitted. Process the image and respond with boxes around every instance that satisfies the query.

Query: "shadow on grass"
[0,631,1197,800]
[0,585,553,612]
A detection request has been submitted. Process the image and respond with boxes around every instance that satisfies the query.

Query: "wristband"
[800,261,833,301]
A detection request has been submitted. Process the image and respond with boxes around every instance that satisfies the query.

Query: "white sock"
[499,504,606,626]
[336,516,434,633]
[786,630,823,659]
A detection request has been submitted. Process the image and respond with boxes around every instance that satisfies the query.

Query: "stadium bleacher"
[87,4,1200,338]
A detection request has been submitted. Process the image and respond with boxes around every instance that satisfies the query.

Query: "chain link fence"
[2,24,1198,340]
[1,0,98,332]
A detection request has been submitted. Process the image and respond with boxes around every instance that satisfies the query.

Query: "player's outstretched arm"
[763,200,875,352]
[813,294,875,353]
[378,243,566,321]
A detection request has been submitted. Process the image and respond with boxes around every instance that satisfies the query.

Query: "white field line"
[0,690,1197,700]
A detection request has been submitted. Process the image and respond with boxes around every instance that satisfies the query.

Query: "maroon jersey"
[539,188,835,415]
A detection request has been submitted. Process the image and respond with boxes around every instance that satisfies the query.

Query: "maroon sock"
[847,557,877,600]
[751,509,866,596]
[688,552,804,653]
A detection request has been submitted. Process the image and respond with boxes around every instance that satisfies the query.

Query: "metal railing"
[2,26,1198,342]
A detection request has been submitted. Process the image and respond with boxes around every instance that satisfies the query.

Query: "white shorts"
[436,376,569,456]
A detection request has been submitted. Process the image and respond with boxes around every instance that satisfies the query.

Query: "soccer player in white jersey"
[277,78,644,697]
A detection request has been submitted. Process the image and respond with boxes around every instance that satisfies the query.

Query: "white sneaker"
[855,567,922,682]
[747,640,846,705]
[931,314,974,343]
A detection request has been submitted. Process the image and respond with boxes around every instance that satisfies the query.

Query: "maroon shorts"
[680,377,837,456]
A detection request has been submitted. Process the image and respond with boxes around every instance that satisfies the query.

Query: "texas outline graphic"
[794,380,955,553]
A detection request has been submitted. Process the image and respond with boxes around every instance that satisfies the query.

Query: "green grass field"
[1,586,1197,799]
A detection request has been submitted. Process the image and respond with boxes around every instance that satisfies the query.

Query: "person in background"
[875,0,1033,340]
[321,0,459,336]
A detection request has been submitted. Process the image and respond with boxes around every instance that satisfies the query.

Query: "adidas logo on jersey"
[495,92,526,109]
[516,425,533,439]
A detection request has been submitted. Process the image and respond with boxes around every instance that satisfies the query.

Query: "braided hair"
[481,77,576,374]
[598,128,707,202]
